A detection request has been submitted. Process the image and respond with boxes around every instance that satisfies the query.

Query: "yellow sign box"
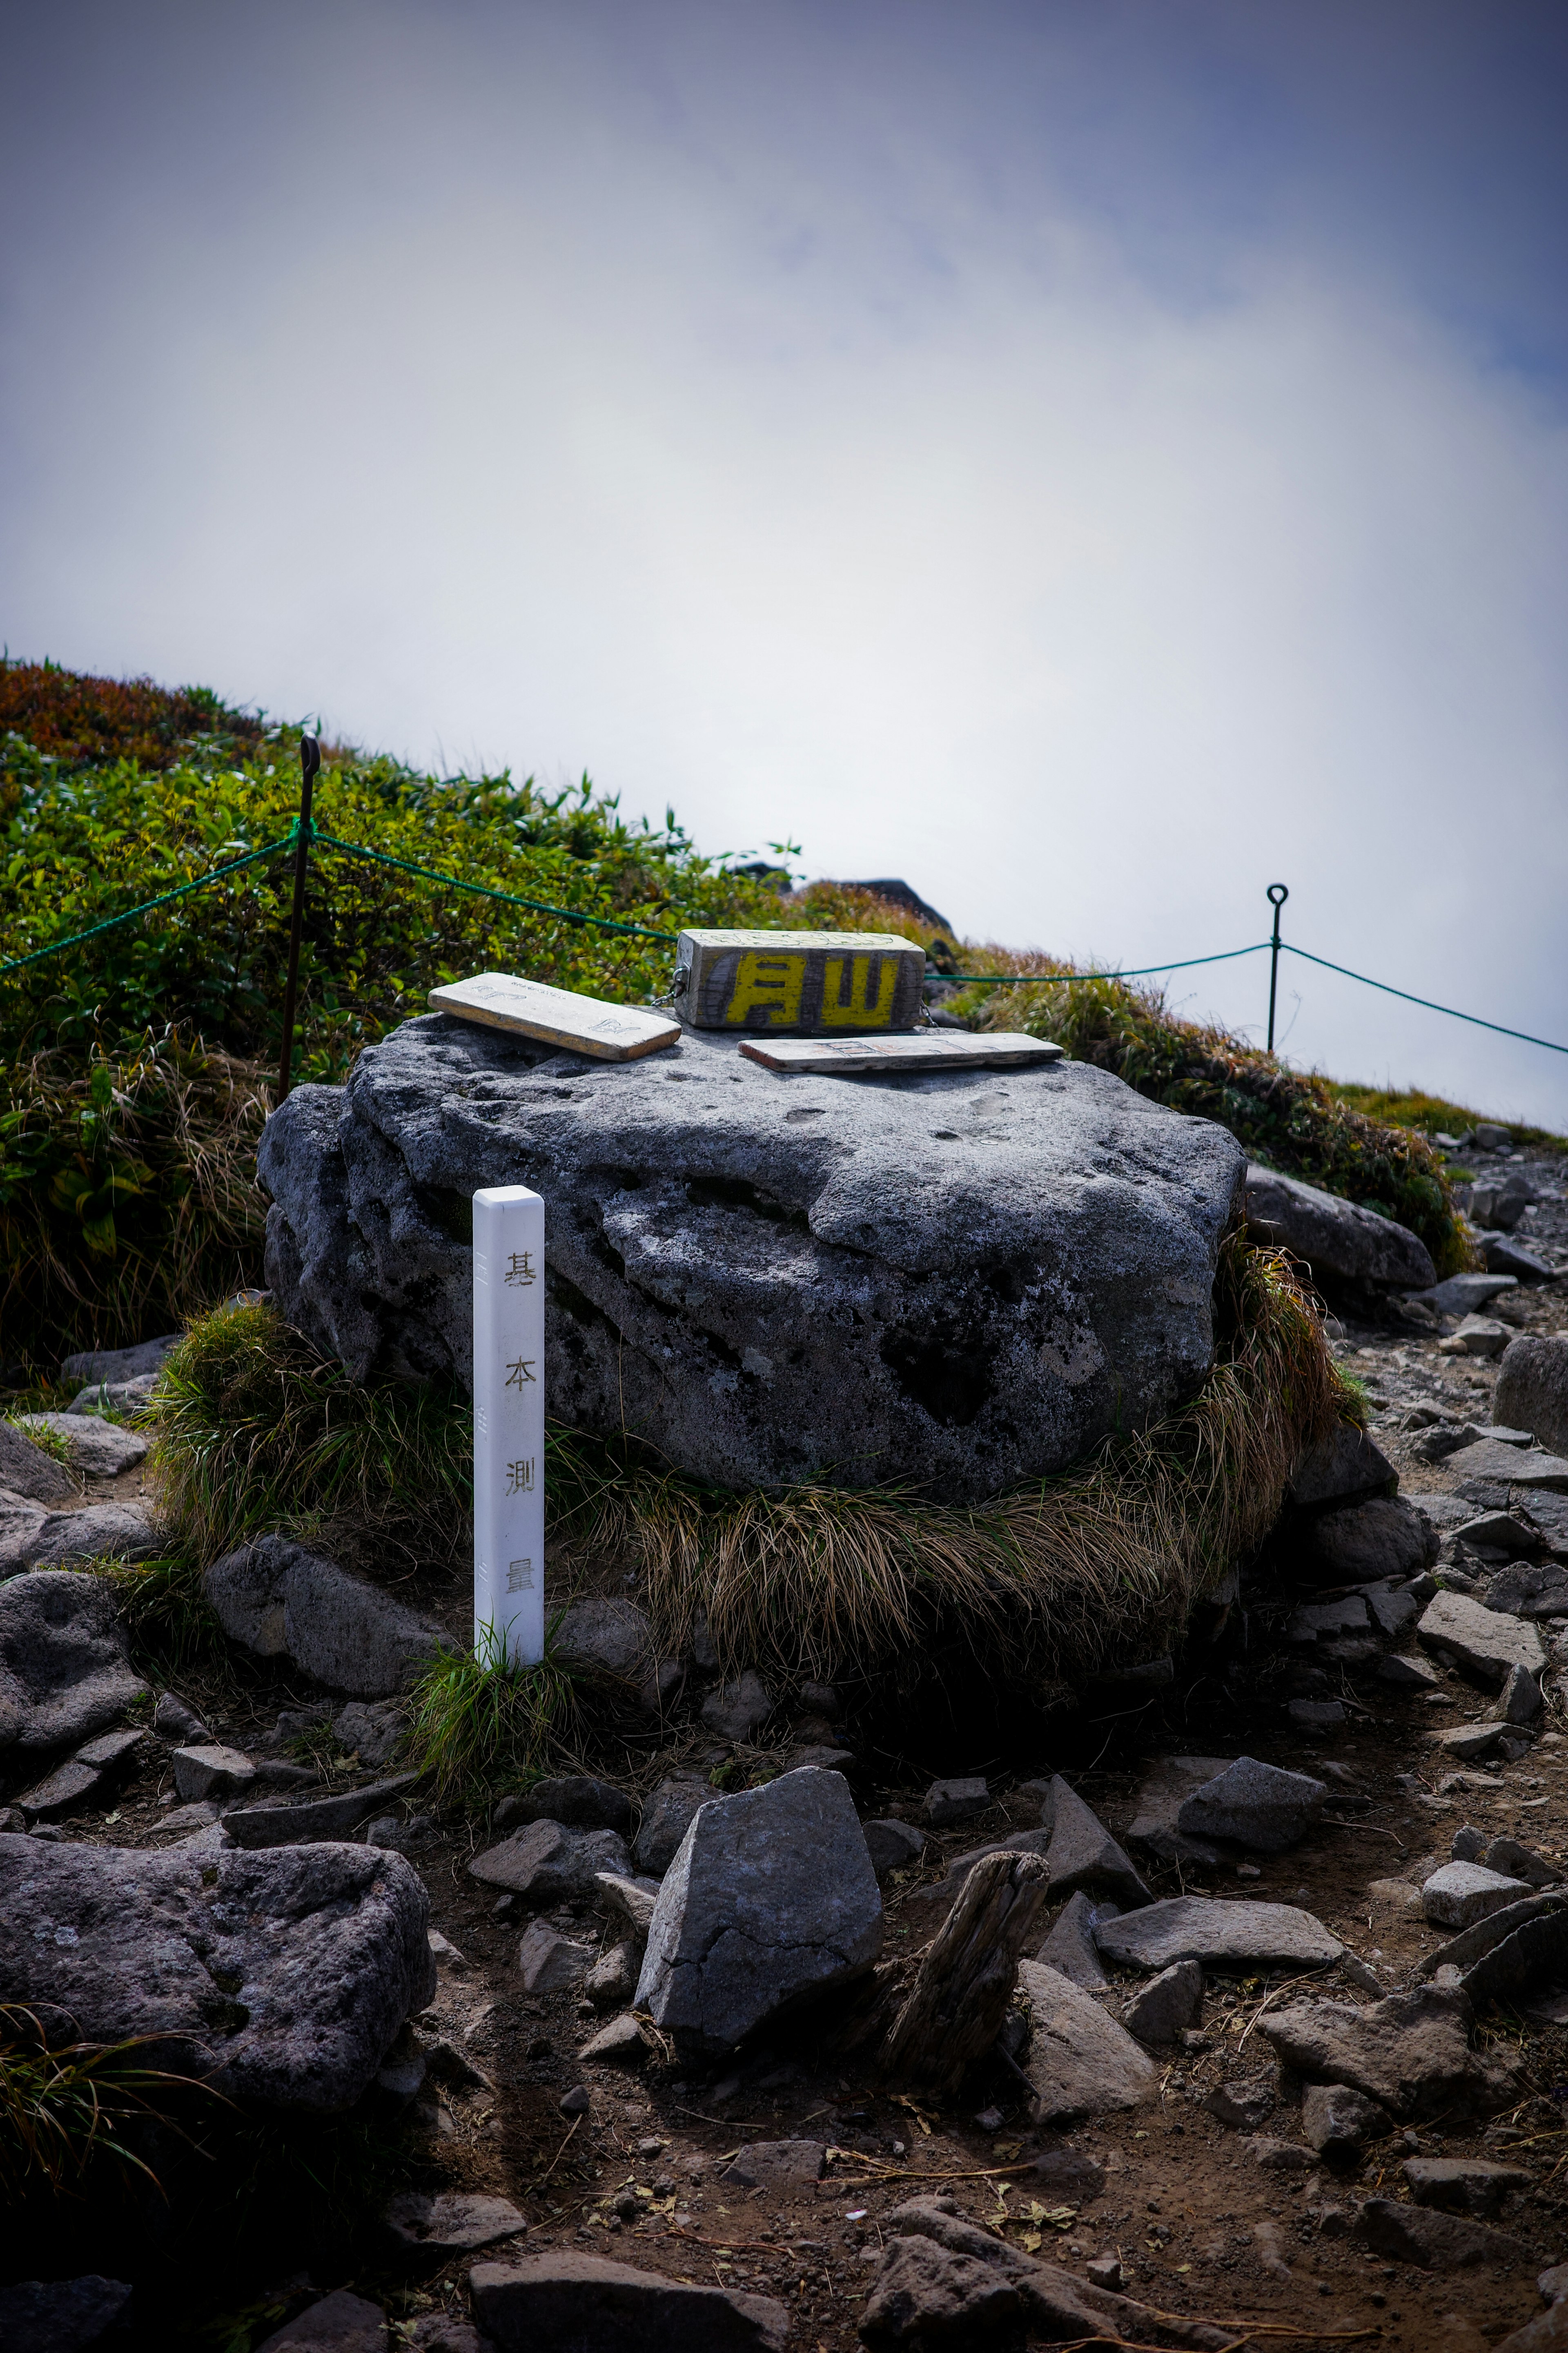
[677,929,925,1034]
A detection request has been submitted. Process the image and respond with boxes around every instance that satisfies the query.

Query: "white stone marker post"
[472,1185,546,1664]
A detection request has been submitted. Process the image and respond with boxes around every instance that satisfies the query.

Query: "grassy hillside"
[0,658,1481,1369]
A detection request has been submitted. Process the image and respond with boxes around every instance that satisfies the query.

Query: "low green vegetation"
[0,2003,213,2200]
[1324,1080,1566,1154]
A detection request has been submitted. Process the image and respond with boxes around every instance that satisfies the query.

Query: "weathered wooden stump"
[879,1849,1051,2097]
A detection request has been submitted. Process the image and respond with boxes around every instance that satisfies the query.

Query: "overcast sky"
[3,2,1566,1125]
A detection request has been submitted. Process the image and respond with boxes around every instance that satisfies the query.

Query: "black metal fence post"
[1266,882,1289,1054]
[276,733,320,1104]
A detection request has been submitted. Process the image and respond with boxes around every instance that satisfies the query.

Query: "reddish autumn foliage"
[0,660,261,773]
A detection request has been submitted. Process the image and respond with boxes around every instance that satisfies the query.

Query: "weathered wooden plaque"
[677,928,925,1033]
[429,971,680,1060]
[739,1030,1065,1075]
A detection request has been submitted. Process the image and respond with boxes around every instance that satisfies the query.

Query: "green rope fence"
[3,815,1566,1057]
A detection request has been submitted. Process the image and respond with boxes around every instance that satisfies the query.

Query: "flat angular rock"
[1379,1650,1442,1691]
[585,1939,640,2009]
[1417,1271,1520,1317]
[1287,1423,1397,1513]
[1419,1589,1546,1684]
[1242,2135,1314,2175]
[1428,1722,1507,1762]
[0,1418,76,1504]
[862,1818,926,1880]
[1288,1698,1346,1730]
[1486,1563,1568,1620]
[1122,1958,1203,2046]
[924,1775,989,1826]
[720,2139,825,2190]
[60,1336,180,1386]
[1123,1754,1233,1865]
[259,1016,1246,1505]
[700,1671,774,1743]
[381,2188,526,2257]
[0,1571,145,1754]
[15,1756,104,1821]
[1457,1510,1539,1556]
[1015,1960,1157,2121]
[0,1834,435,2109]
[1035,1890,1116,1988]
[1441,1314,1512,1359]
[1404,2156,1533,2216]
[1447,1439,1568,1492]
[1504,1664,1544,1722]
[595,1870,664,1936]
[154,1690,211,1743]
[577,2011,649,2065]
[1357,2195,1529,2270]
[1258,1983,1516,2121]
[1497,1336,1568,1458]
[1305,1497,1436,1583]
[900,1828,1052,1925]
[500,1774,632,1833]
[1177,1756,1327,1853]
[1363,1579,1421,1637]
[205,1534,448,1695]
[172,1743,256,1802]
[1096,1896,1342,1973]
[470,1818,632,1901]
[1243,1164,1435,1291]
[24,1502,159,1570]
[0,2276,134,2353]
[517,1923,593,1992]
[636,1767,882,2057]
[633,1777,710,1876]
[1040,1775,1152,1905]
[1481,1834,1558,1888]
[1288,1595,1369,1643]
[1303,2081,1391,2152]
[469,2254,789,2353]
[14,1413,146,1479]
[255,2291,387,2352]
[1203,2078,1275,2131]
[221,1773,421,1849]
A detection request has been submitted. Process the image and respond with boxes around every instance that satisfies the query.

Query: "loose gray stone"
[1040,1775,1152,1905]
[0,1492,48,1578]
[470,1819,633,1901]
[0,2276,135,2353]
[1379,1651,1443,1691]
[1412,1272,1520,1317]
[1504,1664,1544,1723]
[221,1773,422,1849]
[258,1016,1246,1504]
[556,1597,656,1685]
[364,1814,433,1854]
[924,1775,989,1826]
[1121,1958,1203,2047]
[499,1774,632,1833]
[1177,1757,1328,1854]
[1242,1164,1436,1291]
[1016,1959,1158,2121]
[1035,1891,1118,1989]
[1204,2078,1275,2131]
[1481,1835,1559,1888]
[720,2139,825,2190]
[1096,1896,1343,1972]
[595,1870,664,1937]
[586,1939,641,2009]
[332,1699,406,1769]
[15,1757,105,1821]
[1242,2136,1315,2175]
[1288,1595,1369,1643]
[1123,1755,1233,1865]
[67,1373,160,1418]
[0,1571,145,1754]
[1258,1983,1516,2121]
[1303,2081,1392,2153]
[1485,1563,1568,1621]
[0,1834,434,2108]
[1447,1439,1568,1492]
[1357,2195,1528,2270]
[13,1413,146,1479]
[1419,1589,1547,1684]
[1305,1497,1436,1584]
[700,1671,775,1744]
[1481,1234,1554,1280]
[23,1502,159,1570]
[468,2253,788,2353]
[153,1690,211,1743]
[577,2012,649,2065]
[1497,1336,1568,1458]
[205,1535,449,1695]
[382,2189,526,2259]
[1428,1722,1508,1763]
[60,1336,180,1386]
[254,2290,387,2352]
[633,1777,710,1875]
[1288,1699,1346,1730]
[517,1923,594,1992]
[172,1744,257,1802]
[0,1418,76,1504]
[1442,1314,1512,1359]
[1457,1510,1540,1556]
[1287,1424,1397,1514]
[1404,2156,1533,2216]
[636,1767,882,2058]
[1363,1579,1422,1637]
[862,1818,927,1880]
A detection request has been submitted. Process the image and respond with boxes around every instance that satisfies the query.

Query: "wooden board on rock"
[739,1030,1066,1075]
[429,972,680,1061]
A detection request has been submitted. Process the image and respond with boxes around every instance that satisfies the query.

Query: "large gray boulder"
[13,1413,147,1479]
[635,1766,882,2057]
[1497,1336,1568,1458]
[0,1418,75,1503]
[205,1534,450,1695]
[0,1572,145,1753]
[0,1833,434,2109]
[21,1502,160,1573]
[1242,1164,1436,1293]
[258,1013,1244,1501]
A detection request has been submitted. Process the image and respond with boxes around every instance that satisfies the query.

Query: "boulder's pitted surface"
[258,1014,1245,1501]
[0,1834,435,2108]
[1258,1983,1516,2121]
[636,1767,882,2056]
[0,1572,145,1753]
[205,1535,449,1696]
[0,1418,76,1504]
[1497,1336,1568,1458]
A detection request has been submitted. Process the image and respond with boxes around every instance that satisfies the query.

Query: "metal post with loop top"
[276,732,320,1104]
[1265,882,1289,1054]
